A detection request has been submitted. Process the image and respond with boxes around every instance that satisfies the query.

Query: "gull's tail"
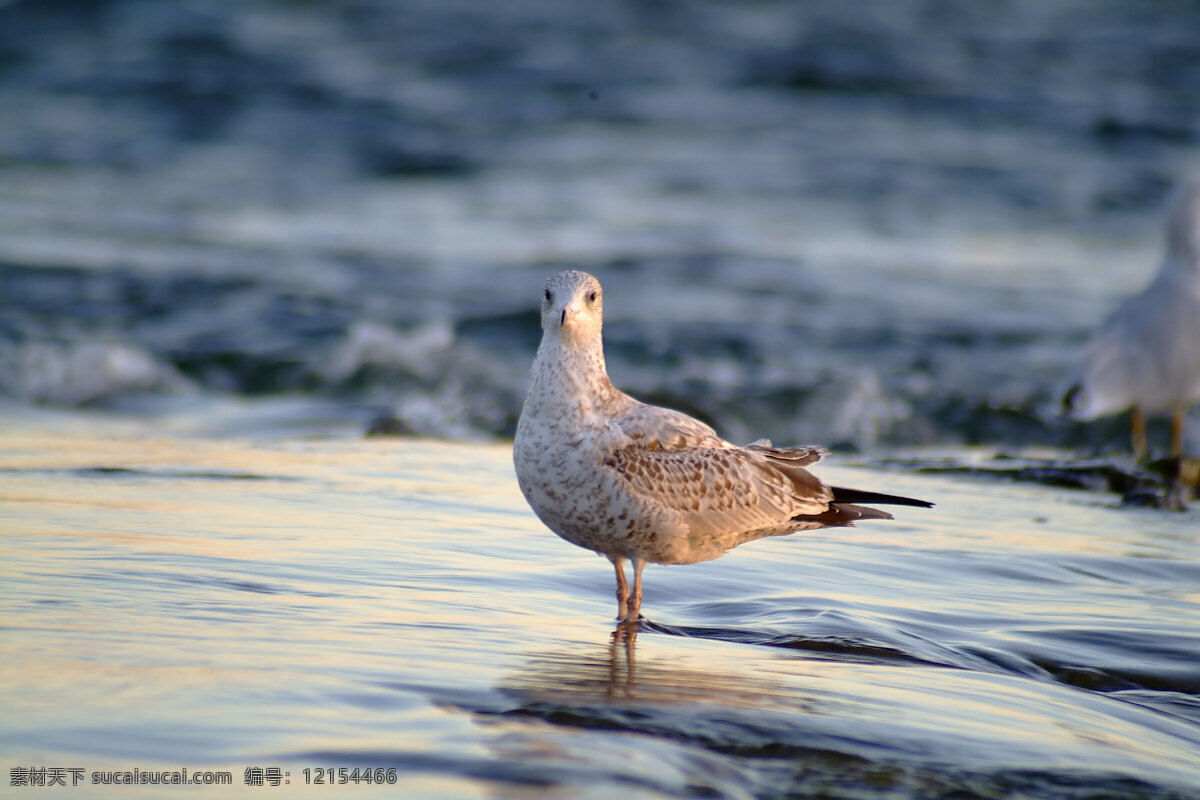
[830,486,934,509]
[800,486,933,527]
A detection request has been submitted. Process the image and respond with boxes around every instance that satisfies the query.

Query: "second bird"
[1065,180,1200,458]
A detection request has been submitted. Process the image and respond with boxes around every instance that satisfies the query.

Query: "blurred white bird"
[1064,180,1200,457]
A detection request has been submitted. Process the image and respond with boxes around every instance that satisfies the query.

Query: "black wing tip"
[830,486,934,509]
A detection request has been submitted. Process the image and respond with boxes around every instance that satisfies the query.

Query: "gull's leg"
[610,556,629,621]
[1171,407,1185,458]
[1131,405,1148,459]
[628,558,646,621]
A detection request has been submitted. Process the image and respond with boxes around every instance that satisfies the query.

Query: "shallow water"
[3,411,1199,799]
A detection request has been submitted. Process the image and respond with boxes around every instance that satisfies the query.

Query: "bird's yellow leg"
[1132,405,1148,459]
[628,558,646,621]
[610,556,630,621]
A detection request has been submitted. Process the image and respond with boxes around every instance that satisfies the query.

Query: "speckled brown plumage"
[513,270,932,623]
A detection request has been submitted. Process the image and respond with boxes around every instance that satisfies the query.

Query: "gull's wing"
[744,441,829,468]
[612,402,728,450]
[603,441,834,541]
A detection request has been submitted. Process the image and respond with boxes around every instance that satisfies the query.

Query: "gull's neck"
[527,331,625,427]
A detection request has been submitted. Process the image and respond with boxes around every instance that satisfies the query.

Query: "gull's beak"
[558,302,577,329]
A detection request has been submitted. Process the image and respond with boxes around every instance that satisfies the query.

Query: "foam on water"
[2,0,1199,451]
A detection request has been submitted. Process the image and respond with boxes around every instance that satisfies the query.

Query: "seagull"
[513,270,932,624]
[1064,180,1200,458]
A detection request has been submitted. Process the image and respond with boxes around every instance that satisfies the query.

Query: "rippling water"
[3,409,1198,798]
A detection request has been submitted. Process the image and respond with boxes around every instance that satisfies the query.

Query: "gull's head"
[539,270,604,343]
[1165,178,1200,269]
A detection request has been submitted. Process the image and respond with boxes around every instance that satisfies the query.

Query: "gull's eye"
[587,291,598,304]
[544,289,552,303]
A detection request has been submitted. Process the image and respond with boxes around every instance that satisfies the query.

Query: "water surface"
[3,412,1198,798]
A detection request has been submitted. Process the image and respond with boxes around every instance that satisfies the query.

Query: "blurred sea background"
[3,1,1200,798]
[2,0,1198,449]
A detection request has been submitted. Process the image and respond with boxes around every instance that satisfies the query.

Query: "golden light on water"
[3,421,1199,797]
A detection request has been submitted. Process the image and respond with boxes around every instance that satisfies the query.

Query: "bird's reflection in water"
[478,627,862,799]
[494,623,823,716]
[482,631,764,800]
